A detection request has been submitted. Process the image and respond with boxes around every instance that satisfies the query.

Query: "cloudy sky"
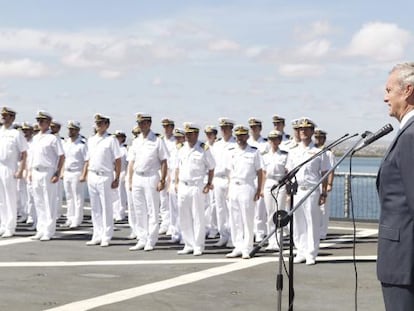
[0,0,412,140]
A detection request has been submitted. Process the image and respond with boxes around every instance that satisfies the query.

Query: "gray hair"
[391,62,414,88]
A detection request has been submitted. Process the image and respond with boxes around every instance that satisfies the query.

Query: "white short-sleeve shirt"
[129,131,169,173]
[177,141,215,182]
[31,131,64,169]
[87,132,121,174]
[63,135,88,172]
[227,145,264,183]
[286,142,331,186]
[0,126,28,171]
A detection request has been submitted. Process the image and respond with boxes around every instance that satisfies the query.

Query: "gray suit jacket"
[377,116,414,285]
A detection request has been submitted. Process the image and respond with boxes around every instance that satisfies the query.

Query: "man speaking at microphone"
[377,62,414,310]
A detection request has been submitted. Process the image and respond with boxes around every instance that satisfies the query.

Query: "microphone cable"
[348,153,358,311]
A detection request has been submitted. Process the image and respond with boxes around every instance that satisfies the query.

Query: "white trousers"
[0,165,18,233]
[126,177,137,236]
[254,196,267,238]
[113,170,127,220]
[87,172,114,243]
[26,179,37,224]
[228,182,255,254]
[204,189,218,236]
[213,177,230,240]
[159,186,170,231]
[32,168,58,238]
[168,183,180,240]
[293,188,321,260]
[17,177,28,218]
[177,182,206,252]
[63,171,85,227]
[319,196,330,239]
[263,181,287,248]
[131,173,160,247]
[56,179,63,219]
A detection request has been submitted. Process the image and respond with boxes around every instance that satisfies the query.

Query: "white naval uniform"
[212,136,236,243]
[87,132,121,244]
[55,135,65,219]
[125,147,137,237]
[279,133,292,152]
[204,140,218,238]
[25,139,37,225]
[168,143,182,242]
[177,141,215,253]
[0,125,28,235]
[129,131,169,248]
[227,144,263,255]
[248,135,269,241]
[286,142,331,261]
[320,148,335,239]
[159,135,176,233]
[31,131,64,239]
[263,148,289,248]
[113,143,128,221]
[63,135,87,227]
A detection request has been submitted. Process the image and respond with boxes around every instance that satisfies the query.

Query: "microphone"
[354,124,393,152]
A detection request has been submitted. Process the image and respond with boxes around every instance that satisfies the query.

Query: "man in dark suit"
[377,62,414,310]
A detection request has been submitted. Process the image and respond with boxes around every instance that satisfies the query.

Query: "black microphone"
[354,124,393,152]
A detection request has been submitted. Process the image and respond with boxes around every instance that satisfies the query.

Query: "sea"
[335,156,381,174]
[330,156,381,221]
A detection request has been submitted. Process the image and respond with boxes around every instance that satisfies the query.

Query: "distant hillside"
[331,141,390,157]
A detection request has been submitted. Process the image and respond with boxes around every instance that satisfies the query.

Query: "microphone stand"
[250,132,362,311]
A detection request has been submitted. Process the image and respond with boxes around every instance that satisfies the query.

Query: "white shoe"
[129,242,145,251]
[242,252,251,259]
[226,250,242,258]
[0,229,5,236]
[193,250,203,256]
[100,241,110,247]
[40,236,51,241]
[213,237,228,247]
[144,244,154,251]
[177,248,193,255]
[305,258,316,265]
[30,233,43,240]
[127,233,137,240]
[1,231,14,238]
[86,239,101,246]
[158,227,168,235]
[293,255,306,264]
[26,217,34,224]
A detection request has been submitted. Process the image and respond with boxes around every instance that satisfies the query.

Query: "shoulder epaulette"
[155,133,161,137]
[250,146,258,150]
[228,147,235,150]
[263,137,268,141]
[280,149,288,154]
[217,137,222,141]
[285,134,290,139]
[200,142,209,151]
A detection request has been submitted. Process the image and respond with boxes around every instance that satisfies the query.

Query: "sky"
[0,0,412,141]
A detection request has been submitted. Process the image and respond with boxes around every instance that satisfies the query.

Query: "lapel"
[382,117,414,161]
[377,117,414,189]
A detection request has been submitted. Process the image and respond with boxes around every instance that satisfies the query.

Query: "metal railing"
[329,172,379,221]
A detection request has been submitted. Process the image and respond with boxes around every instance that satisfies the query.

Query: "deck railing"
[329,172,379,221]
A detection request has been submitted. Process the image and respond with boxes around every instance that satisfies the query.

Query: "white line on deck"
[43,257,274,311]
